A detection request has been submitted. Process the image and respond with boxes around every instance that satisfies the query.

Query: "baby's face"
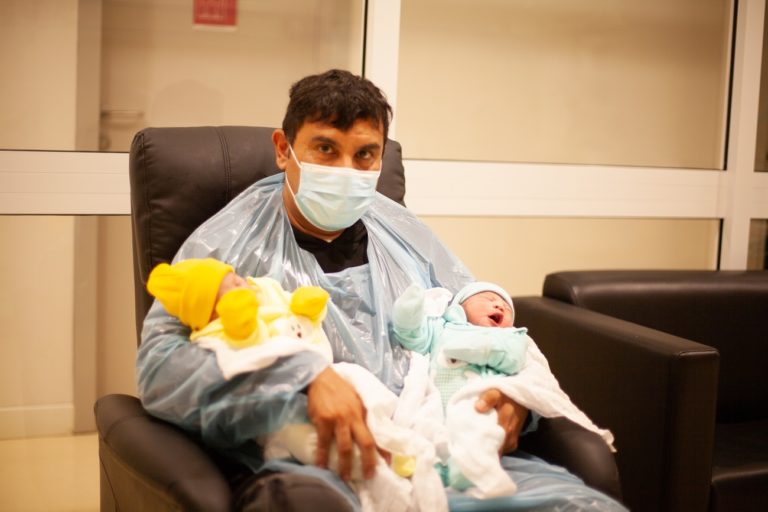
[216,272,249,303]
[461,291,513,328]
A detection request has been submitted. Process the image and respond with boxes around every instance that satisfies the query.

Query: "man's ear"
[272,129,290,171]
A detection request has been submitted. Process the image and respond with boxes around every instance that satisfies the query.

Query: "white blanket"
[196,337,446,512]
[197,328,614,507]
[447,340,616,451]
[393,347,615,501]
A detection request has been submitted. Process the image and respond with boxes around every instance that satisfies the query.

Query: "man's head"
[281,69,392,145]
[273,70,393,239]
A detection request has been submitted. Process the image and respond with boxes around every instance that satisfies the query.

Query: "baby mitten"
[391,453,416,478]
[392,283,426,330]
[441,326,529,375]
[216,288,258,340]
[289,286,330,322]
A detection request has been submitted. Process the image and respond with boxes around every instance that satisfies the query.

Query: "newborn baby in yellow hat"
[146,258,419,492]
[147,257,332,359]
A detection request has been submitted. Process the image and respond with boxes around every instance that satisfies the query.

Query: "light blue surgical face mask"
[286,145,381,232]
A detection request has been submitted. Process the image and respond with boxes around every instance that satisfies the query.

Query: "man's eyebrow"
[308,137,381,153]
[309,135,338,146]
[359,142,382,152]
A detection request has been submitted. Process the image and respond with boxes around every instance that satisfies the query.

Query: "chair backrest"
[543,270,768,422]
[129,126,406,344]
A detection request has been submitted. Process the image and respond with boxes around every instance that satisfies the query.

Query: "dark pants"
[232,470,354,512]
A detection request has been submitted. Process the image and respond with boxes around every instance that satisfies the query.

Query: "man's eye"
[357,150,375,161]
[318,144,334,154]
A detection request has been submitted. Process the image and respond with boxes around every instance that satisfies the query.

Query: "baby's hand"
[217,288,258,339]
[393,283,426,330]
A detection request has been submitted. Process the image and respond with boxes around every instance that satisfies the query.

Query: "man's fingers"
[377,446,392,466]
[306,367,380,480]
[475,388,502,413]
[352,422,377,479]
[334,422,353,481]
[497,401,514,429]
[474,388,529,454]
[314,423,333,469]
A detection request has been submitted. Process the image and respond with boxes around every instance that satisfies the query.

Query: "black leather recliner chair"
[95,126,622,510]
[514,270,768,512]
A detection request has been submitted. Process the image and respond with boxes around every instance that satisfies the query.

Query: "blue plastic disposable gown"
[137,174,626,511]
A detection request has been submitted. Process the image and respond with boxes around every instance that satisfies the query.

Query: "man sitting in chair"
[137,69,625,511]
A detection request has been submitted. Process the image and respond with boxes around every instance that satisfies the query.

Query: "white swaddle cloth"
[447,340,615,450]
[195,338,447,512]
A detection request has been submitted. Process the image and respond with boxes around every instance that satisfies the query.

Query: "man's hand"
[475,388,529,454]
[307,367,377,481]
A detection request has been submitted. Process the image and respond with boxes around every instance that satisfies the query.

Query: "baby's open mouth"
[489,312,502,325]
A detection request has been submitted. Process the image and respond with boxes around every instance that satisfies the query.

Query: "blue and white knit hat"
[450,281,515,323]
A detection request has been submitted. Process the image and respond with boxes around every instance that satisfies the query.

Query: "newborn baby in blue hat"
[392,281,531,498]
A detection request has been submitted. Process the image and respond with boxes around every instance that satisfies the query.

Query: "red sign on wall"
[194,0,237,27]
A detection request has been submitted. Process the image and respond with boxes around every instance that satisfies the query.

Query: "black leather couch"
[95,126,622,510]
[514,270,768,512]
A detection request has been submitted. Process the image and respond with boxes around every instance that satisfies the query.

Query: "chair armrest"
[95,394,232,512]
[514,296,719,512]
[519,416,622,501]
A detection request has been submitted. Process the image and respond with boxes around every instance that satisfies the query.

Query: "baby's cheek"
[470,315,491,327]
[464,308,481,325]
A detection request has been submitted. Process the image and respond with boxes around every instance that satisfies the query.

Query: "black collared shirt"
[291,220,369,273]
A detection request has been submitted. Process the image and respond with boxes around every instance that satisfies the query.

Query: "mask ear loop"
[287,144,302,168]
[284,144,301,196]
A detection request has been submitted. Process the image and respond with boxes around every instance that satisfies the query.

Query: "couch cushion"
[543,270,768,422]
[709,419,768,512]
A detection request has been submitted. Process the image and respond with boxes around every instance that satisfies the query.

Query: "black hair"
[282,69,393,143]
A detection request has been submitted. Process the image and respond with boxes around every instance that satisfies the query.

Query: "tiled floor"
[0,433,98,512]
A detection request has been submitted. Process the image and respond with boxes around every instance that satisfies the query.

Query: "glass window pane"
[0,0,82,151]
[0,216,75,419]
[748,219,768,269]
[398,0,732,169]
[422,217,721,295]
[754,3,768,172]
[0,0,365,151]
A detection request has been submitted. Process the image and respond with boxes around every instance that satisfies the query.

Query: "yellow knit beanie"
[147,258,233,330]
